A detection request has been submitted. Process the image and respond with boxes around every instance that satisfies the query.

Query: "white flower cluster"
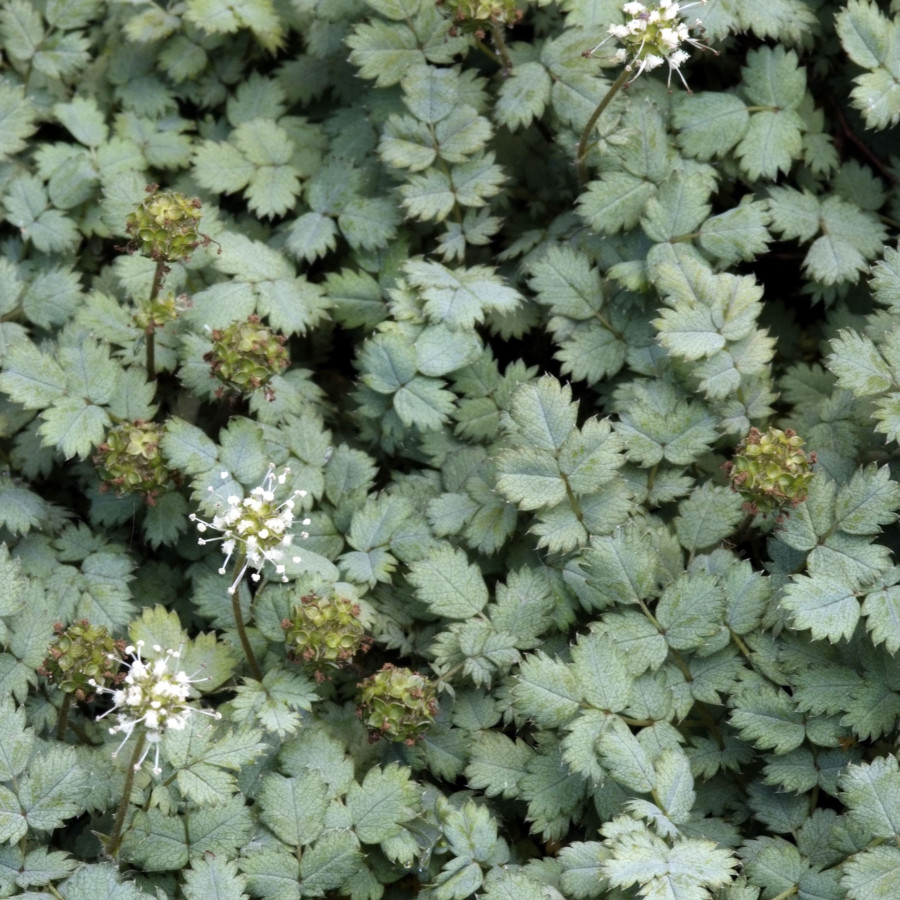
[190,465,310,596]
[591,0,710,90]
[92,641,220,775]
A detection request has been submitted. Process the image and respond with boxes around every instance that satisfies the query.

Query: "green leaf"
[613,381,718,466]
[512,652,581,727]
[730,684,806,753]
[656,571,726,651]
[3,174,80,253]
[167,722,265,806]
[393,375,456,429]
[161,417,219,476]
[842,845,900,900]
[408,544,489,618]
[238,847,300,900]
[597,716,655,793]
[851,68,900,129]
[495,448,565,511]
[828,330,894,395]
[43,861,131,898]
[495,61,551,130]
[0,701,32,782]
[837,0,892,69]
[641,173,712,243]
[404,260,521,330]
[578,172,656,235]
[841,756,900,837]
[54,95,107,146]
[0,0,42,61]
[348,19,427,87]
[38,400,109,459]
[19,745,87,832]
[654,747,695,824]
[465,732,531,799]
[583,525,662,610]
[0,477,50,536]
[505,376,578,453]
[433,858,484,900]
[674,483,745,552]
[780,574,861,643]
[229,668,317,737]
[0,80,38,160]
[299,830,363,897]
[736,109,804,181]
[654,304,727,360]
[673,92,749,160]
[528,245,603,320]
[862,585,900,654]
[0,785,27,843]
[183,856,248,900]
[346,764,418,844]
[520,740,586,841]
[259,770,329,847]
[742,45,807,109]
[803,196,887,285]
[571,631,631,713]
[834,465,900,534]
[184,793,254,859]
[603,829,737,900]
[22,265,84,330]
[699,199,772,265]
[560,841,606,900]
[400,167,456,221]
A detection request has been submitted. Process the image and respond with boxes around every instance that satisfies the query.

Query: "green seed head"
[38,621,125,701]
[726,426,816,517]
[282,592,371,678]
[204,315,290,400]
[125,184,206,263]
[357,664,438,745]
[135,291,186,334]
[438,0,523,33]
[94,420,175,504]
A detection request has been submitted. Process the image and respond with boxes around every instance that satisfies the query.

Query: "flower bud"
[437,0,523,34]
[204,315,289,401]
[283,592,371,678]
[94,420,175,505]
[38,621,125,702]
[725,426,816,517]
[357,664,438,745]
[125,184,207,263]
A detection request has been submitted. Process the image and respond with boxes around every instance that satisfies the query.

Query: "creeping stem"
[105,730,146,860]
[230,550,263,681]
[575,67,631,186]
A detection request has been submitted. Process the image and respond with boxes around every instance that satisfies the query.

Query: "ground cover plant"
[4,0,900,897]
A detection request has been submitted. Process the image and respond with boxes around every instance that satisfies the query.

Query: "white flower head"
[190,464,309,596]
[587,0,713,92]
[93,641,220,775]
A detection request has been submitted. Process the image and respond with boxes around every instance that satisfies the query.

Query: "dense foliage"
[4,0,900,897]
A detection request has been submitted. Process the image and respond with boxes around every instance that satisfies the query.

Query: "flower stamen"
[190,464,310,595]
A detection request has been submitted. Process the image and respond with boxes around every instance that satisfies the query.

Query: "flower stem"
[490,22,513,74]
[576,67,631,186]
[230,551,263,681]
[55,693,72,742]
[105,730,146,860]
[144,259,167,382]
